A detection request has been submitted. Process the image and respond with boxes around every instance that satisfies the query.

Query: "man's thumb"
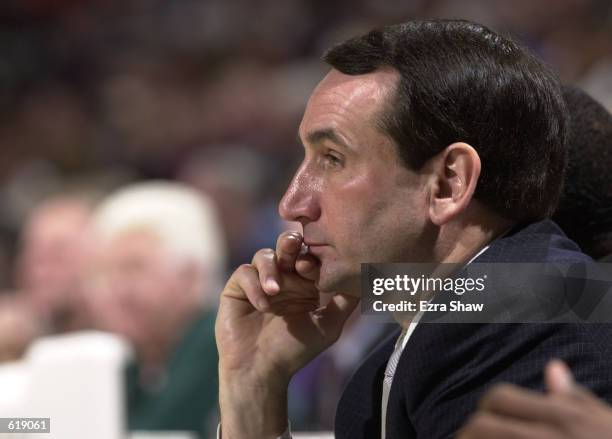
[545,359,576,394]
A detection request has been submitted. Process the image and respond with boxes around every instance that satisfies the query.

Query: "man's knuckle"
[237,263,254,273]
[252,248,275,263]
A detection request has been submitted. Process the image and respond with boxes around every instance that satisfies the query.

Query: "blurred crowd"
[0,0,611,437]
[1,0,612,279]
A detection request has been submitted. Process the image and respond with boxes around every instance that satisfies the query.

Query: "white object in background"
[0,361,28,416]
[25,331,132,439]
[130,431,197,439]
[0,361,29,439]
[293,433,334,439]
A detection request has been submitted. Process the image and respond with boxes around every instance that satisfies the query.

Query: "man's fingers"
[252,248,281,295]
[545,359,576,394]
[254,233,318,288]
[295,253,320,281]
[480,384,570,424]
[458,412,558,439]
[544,359,599,404]
[269,299,319,316]
[276,231,303,273]
[268,274,319,304]
[225,263,319,313]
[226,240,321,316]
[229,264,270,311]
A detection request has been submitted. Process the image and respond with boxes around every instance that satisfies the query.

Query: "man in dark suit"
[215,20,612,438]
[337,220,612,439]
[452,87,612,439]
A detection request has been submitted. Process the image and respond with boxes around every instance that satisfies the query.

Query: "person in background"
[458,86,612,438]
[553,85,612,261]
[458,359,612,439]
[85,181,226,438]
[15,193,96,333]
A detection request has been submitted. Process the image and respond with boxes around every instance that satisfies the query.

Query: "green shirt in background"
[126,309,219,439]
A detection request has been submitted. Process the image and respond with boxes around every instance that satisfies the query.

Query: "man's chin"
[315,270,361,297]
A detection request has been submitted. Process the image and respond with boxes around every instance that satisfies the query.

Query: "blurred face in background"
[16,198,93,322]
[85,228,200,354]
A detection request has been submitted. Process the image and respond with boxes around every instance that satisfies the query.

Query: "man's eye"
[323,153,342,167]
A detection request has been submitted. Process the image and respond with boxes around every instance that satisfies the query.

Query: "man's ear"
[428,142,481,226]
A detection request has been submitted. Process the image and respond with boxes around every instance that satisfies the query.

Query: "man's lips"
[303,242,328,259]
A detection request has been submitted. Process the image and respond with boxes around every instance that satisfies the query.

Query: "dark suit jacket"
[335,220,612,438]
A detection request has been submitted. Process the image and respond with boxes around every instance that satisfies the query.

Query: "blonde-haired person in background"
[85,181,226,438]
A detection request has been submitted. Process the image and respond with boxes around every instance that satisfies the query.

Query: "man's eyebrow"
[298,128,351,150]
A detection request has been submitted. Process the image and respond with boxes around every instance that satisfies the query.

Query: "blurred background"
[0,0,610,438]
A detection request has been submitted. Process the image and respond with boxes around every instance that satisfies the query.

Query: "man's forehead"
[312,68,398,104]
[299,68,399,137]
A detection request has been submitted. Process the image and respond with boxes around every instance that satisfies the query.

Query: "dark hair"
[323,19,568,221]
[553,85,612,259]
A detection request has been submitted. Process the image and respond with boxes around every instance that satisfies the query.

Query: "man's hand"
[216,231,359,438]
[458,360,612,439]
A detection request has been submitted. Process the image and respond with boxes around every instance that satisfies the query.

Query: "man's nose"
[278,165,321,225]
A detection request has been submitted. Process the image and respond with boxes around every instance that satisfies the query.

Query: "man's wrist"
[219,369,289,439]
[217,422,292,439]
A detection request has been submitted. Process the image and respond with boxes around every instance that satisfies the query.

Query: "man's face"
[279,69,434,295]
[17,201,92,314]
[85,229,190,347]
